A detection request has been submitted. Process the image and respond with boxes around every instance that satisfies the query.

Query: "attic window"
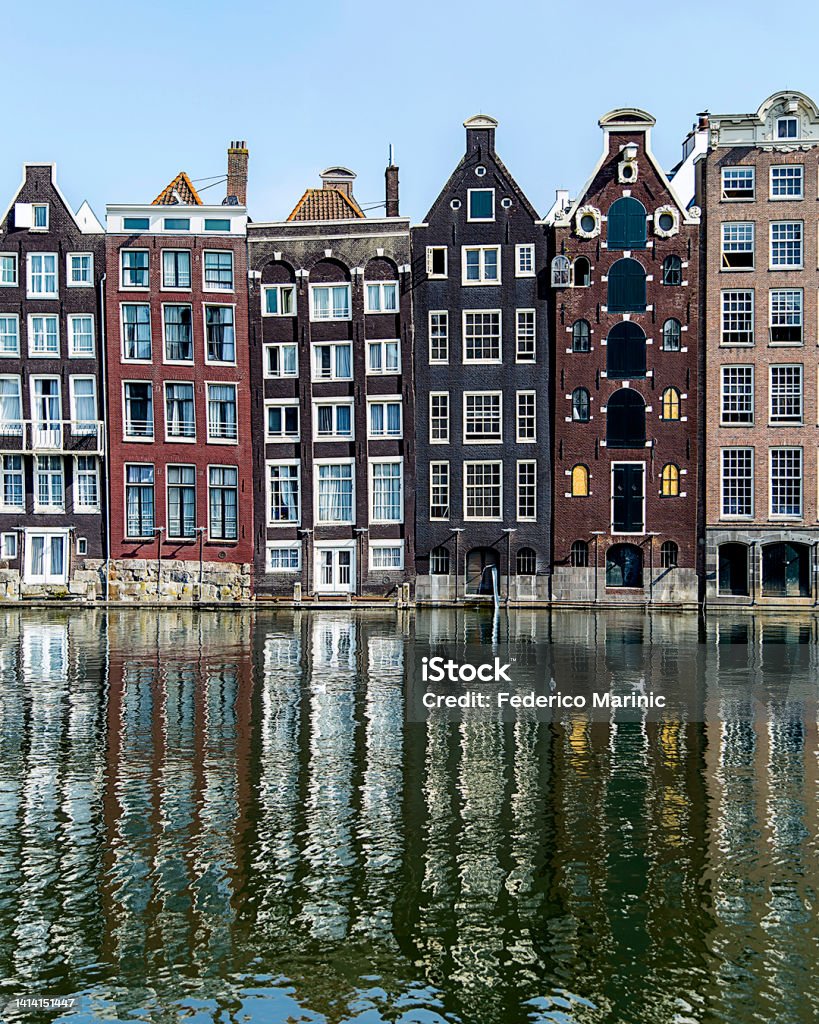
[426,247,448,278]
[204,219,231,232]
[777,116,798,139]
[475,166,487,177]
[468,189,495,221]
[164,218,190,231]
[32,204,49,230]
[124,217,149,231]
[450,199,461,210]
[501,198,513,209]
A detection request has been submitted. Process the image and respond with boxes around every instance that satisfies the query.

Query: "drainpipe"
[749,541,756,606]
[354,527,368,597]
[99,272,110,599]
[298,528,313,600]
[154,527,164,599]
[592,531,605,604]
[451,528,463,604]
[502,528,516,605]
[196,526,206,600]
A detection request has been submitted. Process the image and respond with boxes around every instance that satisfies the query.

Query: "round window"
[658,212,674,231]
[475,165,487,177]
[450,199,461,210]
[501,197,512,209]
[580,214,596,233]
[622,164,635,180]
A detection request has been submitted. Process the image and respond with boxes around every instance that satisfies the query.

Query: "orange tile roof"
[287,187,364,221]
[152,171,203,206]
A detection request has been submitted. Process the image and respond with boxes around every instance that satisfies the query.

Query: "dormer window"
[468,189,495,221]
[777,116,798,139]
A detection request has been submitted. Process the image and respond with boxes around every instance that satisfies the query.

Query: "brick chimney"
[385,157,399,217]
[226,140,248,206]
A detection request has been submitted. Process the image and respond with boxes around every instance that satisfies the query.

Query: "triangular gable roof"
[550,109,697,227]
[421,146,540,224]
[152,171,203,206]
[287,187,364,221]
[0,163,103,234]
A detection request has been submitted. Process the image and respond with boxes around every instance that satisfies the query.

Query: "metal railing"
[0,419,105,455]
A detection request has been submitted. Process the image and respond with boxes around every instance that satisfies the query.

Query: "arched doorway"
[606,544,643,588]
[762,542,810,597]
[465,547,500,596]
[718,543,749,596]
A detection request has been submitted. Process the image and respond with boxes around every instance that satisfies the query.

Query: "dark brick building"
[0,164,106,597]
[104,146,253,601]
[549,109,700,606]
[247,163,414,597]
[412,115,550,603]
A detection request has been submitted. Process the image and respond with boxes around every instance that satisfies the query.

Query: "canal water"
[0,607,816,1024]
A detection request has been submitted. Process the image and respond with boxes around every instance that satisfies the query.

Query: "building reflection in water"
[0,607,815,1024]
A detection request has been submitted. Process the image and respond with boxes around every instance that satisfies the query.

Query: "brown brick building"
[549,109,701,606]
[700,91,819,605]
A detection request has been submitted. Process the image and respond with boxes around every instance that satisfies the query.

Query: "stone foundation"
[0,559,106,603]
[107,559,251,603]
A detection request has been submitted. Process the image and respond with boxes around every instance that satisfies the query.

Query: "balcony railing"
[0,420,105,455]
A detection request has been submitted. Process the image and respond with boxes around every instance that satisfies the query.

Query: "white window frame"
[265,399,300,442]
[34,455,64,512]
[161,249,192,291]
[720,365,754,426]
[73,456,100,513]
[515,244,536,277]
[203,303,237,366]
[26,252,58,298]
[769,446,802,518]
[309,283,352,322]
[366,338,400,375]
[0,314,20,357]
[124,463,156,539]
[206,381,238,444]
[364,280,399,314]
[369,540,405,571]
[463,390,503,444]
[516,390,537,443]
[776,116,799,140]
[202,249,234,293]
[721,448,754,518]
[122,380,154,441]
[720,223,754,271]
[769,288,803,344]
[1,532,17,558]
[31,203,49,231]
[367,398,403,439]
[120,248,150,290]
[467,188,495,222]
[0,253,18,287]
[264,342,298,378]
[0,453,24,511]
[770,164,804,200]
[515,309,536,362]
[314,458,355,525]
[429,461,450,521]
[261,283,297,317]
[27,313,59,357]
[463,460,503,521]
[516,460,537,522]
[312,398,355,441]
[721,167,755,201]
[69,375,98,436]
[720,289,754,345]
[428,311,449,364]
[369,457,404,524]
[163,380,196,441]
[68,313,95,358]
[770,220,803,269]
[121,303,152,362]
[462,309,502,363]
[312,341,353,381]
[164,463,197,539]
[461,245,501,285]
[266,459,301,527]
[66,252,94,288]
[429,391,450,444]
[161,302,194,364]
[769,364,803,425]
[0,376,22,437]
[206,463,240,542]
[267,540,302,572]
[426,246,448,278]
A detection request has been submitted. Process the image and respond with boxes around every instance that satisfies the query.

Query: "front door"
[25,531,69,585]
[315,545,355,594]
[612,464,644,533]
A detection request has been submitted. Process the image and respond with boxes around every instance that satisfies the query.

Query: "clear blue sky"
[4,0,819,224]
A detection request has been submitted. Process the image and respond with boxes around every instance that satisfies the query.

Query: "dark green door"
[612,465,644,533]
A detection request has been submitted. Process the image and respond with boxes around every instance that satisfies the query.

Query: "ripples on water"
[0,608,816,1024]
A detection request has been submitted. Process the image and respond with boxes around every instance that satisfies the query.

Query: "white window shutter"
[14,203,32,228]
[426,247,433,274]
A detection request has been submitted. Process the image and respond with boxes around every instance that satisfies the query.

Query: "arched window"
[516,547,537,575]
[570,540,589,567]
[662,255,682,285]
[430,545,450,575]
[606,389,646,448]
[572,319,590,352]
[606,321,646,378]
[661,463,680,496]
[606,544,643,587]
[661,387,681,420]
[660,540,678,568]
[607,258,647,313]
[662,318,682,351]
[607,197,647,249]
[572,387,590,422]
[573,256,591,287]
[551,255,571,287]
[571,464,589,496]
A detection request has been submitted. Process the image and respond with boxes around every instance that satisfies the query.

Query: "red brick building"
[549,109,701,606]
[104,146,253,600]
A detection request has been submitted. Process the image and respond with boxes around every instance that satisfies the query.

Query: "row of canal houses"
[0,89,816,608]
